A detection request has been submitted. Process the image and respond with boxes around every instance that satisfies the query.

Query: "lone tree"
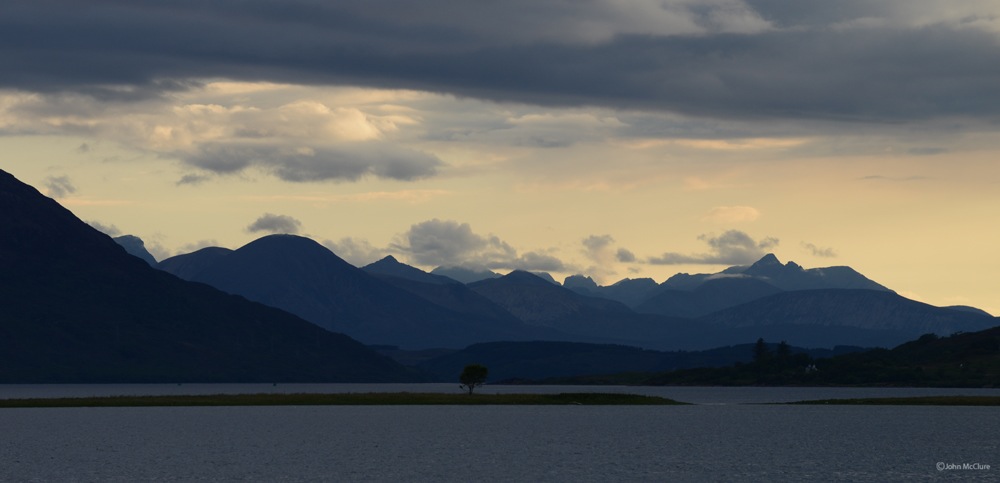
[459,364,488,395]
[753,337,771,365]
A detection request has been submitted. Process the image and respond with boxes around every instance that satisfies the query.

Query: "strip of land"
[788,396,1000,406]
[0,392,686,408]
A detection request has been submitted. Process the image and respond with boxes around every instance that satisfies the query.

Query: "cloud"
[859,175,929,182]
[1,1,998,124]
[648,230,779,265]
[802,242,838,258]
[87,220,121,236]
[184,143,441,182]
[43,175,76,198]
[702,206,761,223]
[0,85,442,185]
[142,239,172,262]
[245,213,302,234]
[582,234,615,253]
[323,237,387,267]
[176,173,211,186]
[392,219,565,271]
[906,147,948,156]
[616,248,637,263]
[580,234,638,281]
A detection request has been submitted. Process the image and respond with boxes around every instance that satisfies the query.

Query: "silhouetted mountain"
[0,169,415,383]
[430,266,501,284]
[157,246,233,279]
[743,254,890,291]
[469,270,632,323]
[699,289,998,348]
[636,277,783,317]
[563,274,599,294]
[112,235,158,266]
[363,257,529,325]
[596,278,661,307]
[945,305,994,317]
[659,254,890,294]
[163,235,545,348]
[362,255,458,285]
[531,271,559,284]
[564,277,661,307]
[466,271,701,347]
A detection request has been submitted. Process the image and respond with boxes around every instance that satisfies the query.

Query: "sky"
[2,0,999,314]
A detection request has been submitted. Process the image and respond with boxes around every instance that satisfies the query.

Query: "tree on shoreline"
[459,364,488,395]
[753,338,771,365]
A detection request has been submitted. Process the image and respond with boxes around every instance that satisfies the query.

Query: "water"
[2,383,999,404]
[1,385,998,481]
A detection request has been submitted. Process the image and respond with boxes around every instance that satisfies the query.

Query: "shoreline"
[0,392,686,408]
[786,395,1000,406]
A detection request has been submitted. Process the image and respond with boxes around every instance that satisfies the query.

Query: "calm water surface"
[1,385,997,481]
[3,383,1000,404]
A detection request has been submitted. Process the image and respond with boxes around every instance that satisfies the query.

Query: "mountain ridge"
[160,235,549,349]
[0,169,416,382]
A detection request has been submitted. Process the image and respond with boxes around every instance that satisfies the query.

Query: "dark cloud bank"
[3,1,999,123]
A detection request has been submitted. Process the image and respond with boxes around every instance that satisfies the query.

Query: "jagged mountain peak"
[362,255,457,285]
[564,274,599,291]
[752,253,782,266]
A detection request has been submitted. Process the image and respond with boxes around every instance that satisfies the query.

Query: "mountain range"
[155,234,997,351]
[158,235,555,349]
[0,169,416,383]
[3,166,996,384]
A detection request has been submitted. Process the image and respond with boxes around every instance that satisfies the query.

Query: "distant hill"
[157,246,233,279]
[365,259,528,326]
[945,305,994,317]
[741,254,890,291]
[415,340,866,382]
[466,271,705,348]
[565,277,660,308]
[698,289,998,348]
[644,325,1000,387]
[563,274,599,293]
[112,235,158,266]
[0,169,416,383]
[469,270,633,324]
[363,255,458,285]
[531,271,559,284]
[430,266,501,284]
[156,244,999,352]
[659,253,890,293]
[161,235,546,349]
[636,276,783,318]
[565,254,898,318]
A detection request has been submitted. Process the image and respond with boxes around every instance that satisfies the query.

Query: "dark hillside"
[0,169,416,383]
